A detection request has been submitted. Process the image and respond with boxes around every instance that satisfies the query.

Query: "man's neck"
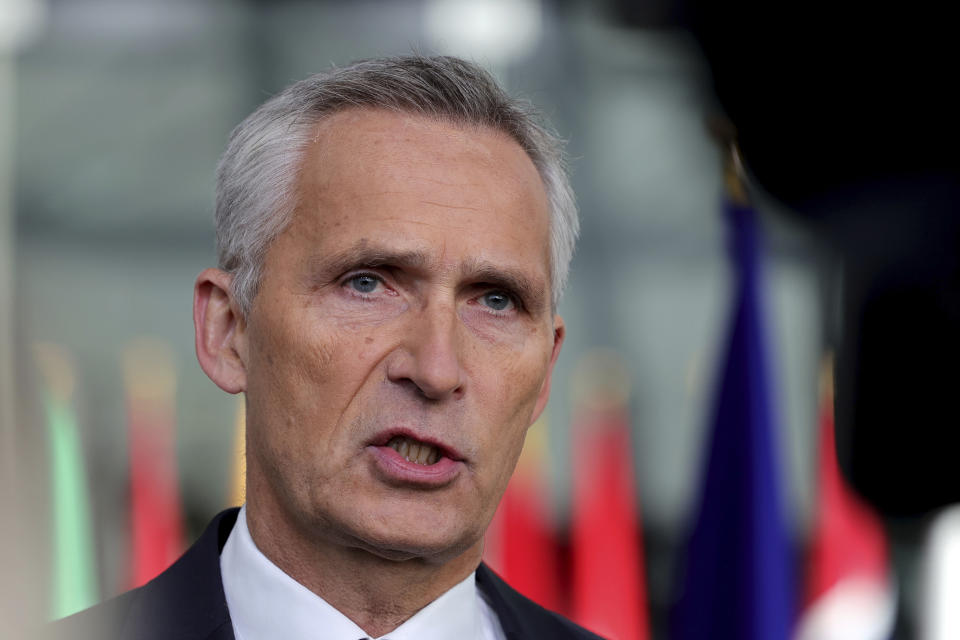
[244,499,484,638]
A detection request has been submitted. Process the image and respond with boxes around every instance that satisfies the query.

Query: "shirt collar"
[220,505,483,640]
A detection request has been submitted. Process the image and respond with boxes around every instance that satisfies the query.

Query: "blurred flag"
[671,143,795,640]
[569,351,650,640]
[124,339,185,588]
[484,415,563,612]
[35,343,99,619]
[227,396,246,507]
[795,353,895,640]
[921,504,960,640]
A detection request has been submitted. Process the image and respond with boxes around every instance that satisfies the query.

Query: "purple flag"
[671,201,796,640]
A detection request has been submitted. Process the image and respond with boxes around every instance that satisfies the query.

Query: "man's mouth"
[386,435,441,466]
[368,431,463,485]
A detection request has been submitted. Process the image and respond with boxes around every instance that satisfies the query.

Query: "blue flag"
[671,201,795,640]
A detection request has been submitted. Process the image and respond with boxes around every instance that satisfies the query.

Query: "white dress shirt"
[220,506,506,640]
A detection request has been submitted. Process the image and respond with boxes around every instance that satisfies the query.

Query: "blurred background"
[1,1,958,639]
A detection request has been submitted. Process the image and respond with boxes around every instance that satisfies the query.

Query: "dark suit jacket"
[49,508,604,640]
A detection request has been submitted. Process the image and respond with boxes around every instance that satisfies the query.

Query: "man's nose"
[387,301,465,400]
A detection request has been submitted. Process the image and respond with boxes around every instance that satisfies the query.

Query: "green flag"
[37,344,99,619]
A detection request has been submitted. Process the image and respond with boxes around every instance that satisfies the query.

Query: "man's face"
[239,109,563,563]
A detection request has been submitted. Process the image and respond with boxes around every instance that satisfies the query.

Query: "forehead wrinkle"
[418,200,483,212]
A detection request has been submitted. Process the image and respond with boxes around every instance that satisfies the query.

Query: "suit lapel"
[475,563,530,640]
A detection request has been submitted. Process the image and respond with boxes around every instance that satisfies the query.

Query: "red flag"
[484,417,563,612]
[570,354,650,640]
[796,355,894,640]
[124,339,185,589]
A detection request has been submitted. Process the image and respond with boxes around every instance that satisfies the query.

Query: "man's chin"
[346,521,483,566]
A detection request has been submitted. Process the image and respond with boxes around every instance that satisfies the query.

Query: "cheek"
[244,318,342,445]
[485,345,552,420]
[471,349,551,477]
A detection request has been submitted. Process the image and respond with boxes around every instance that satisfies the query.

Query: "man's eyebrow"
[308,244,436,280]
[462,260,547,313]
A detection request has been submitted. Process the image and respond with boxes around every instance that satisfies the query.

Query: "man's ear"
[529,315,565,426]
[194,268,247,394]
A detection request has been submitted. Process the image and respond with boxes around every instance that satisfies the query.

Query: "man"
[51,55,597,640]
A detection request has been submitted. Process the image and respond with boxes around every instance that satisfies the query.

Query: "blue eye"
[482,291,513,311]
[348,274,381,294]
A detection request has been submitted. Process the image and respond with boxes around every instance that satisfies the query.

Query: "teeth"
[415,446,429,465]
[386,436,440,466]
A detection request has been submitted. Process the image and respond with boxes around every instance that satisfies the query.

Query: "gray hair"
[215,55,578,314]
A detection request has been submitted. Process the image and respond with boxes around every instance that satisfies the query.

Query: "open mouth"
[368,431,463,485]
[386,435,441,466]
